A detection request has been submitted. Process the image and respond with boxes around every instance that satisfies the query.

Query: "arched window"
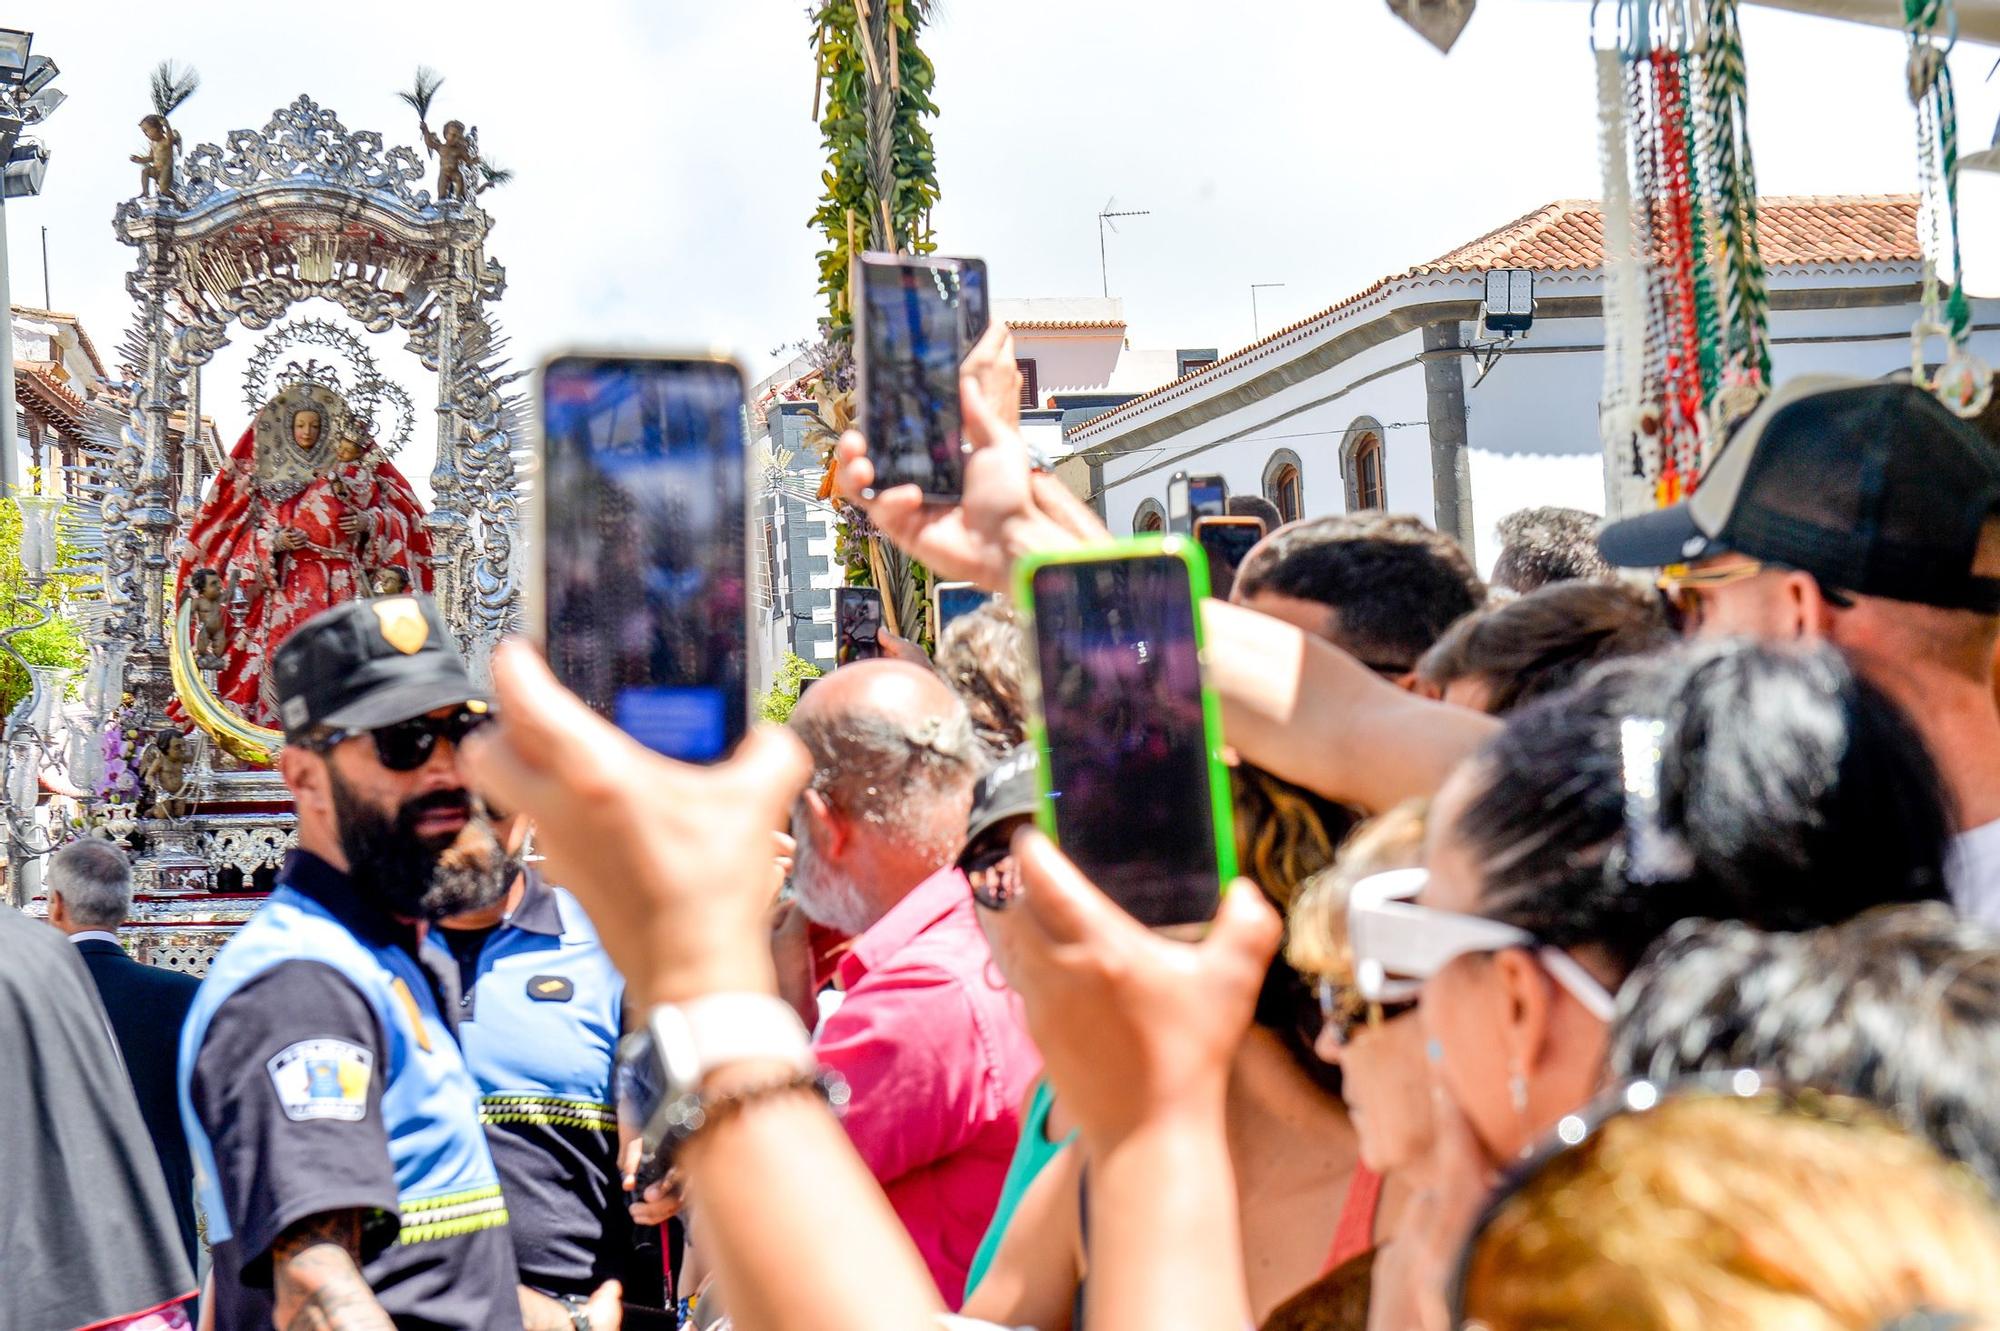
[1340,418,1387,511]
[1133,498,1166,534]
[1262,449,1304,524]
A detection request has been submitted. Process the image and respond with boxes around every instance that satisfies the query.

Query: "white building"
[1062,195,2000,574]
[749,300,1217,685]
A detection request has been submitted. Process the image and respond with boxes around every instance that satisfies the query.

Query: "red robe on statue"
[175,423,434,728]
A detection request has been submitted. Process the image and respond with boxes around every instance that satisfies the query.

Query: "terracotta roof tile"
[15,361,88,427]
[1006,319,1127,331]
[1074,195,1920,440]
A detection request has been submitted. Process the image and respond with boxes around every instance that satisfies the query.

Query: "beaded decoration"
[1905,0,1994,418]
[1594,0,1772,510]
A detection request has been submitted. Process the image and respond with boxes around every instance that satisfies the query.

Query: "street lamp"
[0,27,62,499]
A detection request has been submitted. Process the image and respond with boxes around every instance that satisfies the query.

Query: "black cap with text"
[1598,377,2000,613]
[271,595,488,741]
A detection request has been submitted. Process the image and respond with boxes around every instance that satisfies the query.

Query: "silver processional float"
[0,67,528,970]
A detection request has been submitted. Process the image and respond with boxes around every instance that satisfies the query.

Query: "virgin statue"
[175,381,433,727]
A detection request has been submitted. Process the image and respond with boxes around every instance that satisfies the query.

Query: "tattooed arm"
[271,1210,393,1331]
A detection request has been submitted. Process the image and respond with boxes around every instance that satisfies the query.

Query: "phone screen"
[834,586,885,666]
[1030,554,1222,927]
[936,582,990,633]
[859,256,966,501]
[541,356,748,763]
[1188,475,1228,520]
[1195,519,1266,601]
[959,259,990,344]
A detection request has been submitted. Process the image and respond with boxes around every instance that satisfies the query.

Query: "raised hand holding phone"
[1016,536,1237,928]
[835,322,1101,592]
[534,353,751,763]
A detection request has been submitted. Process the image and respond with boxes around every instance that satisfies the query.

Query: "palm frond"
[396,66,445,122]
[476,160,515,192]
[149,61,200,118]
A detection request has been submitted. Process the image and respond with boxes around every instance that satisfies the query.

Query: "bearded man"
[786,660,1039,1309]
[177,596,564,1330]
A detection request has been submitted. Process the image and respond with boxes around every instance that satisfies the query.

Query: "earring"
[1508,1063,1529,1116]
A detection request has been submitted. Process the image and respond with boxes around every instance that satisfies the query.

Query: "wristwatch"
[621,994,832,1167]
[651,993,813,1098]
[558,1294,592,1331]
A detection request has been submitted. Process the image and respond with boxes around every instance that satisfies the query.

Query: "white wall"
[1081,264,2000,572]
[1013,331,1125,399]
[1095,326,1435,535]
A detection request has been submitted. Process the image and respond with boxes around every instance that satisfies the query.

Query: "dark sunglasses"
[1314,976,1417,1048]
[309,705,493,772]
[963,839,1022,912]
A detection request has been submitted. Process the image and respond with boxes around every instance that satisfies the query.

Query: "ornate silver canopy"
[100,91,526,733]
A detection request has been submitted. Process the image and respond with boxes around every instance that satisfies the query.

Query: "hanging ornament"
[1595,0,1772,512]
[1906,0,1994,418]
[1702,0,1772,433]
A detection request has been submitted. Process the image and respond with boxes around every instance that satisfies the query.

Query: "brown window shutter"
[1018,359,1039,411]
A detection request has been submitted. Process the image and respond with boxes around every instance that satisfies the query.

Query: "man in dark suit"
[47,837,202,1268]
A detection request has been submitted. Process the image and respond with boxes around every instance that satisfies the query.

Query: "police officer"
[435,819,649,1327]
[178,596,525,1329]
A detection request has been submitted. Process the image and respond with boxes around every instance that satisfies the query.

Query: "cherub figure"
[422,118,478,202]
[133,61,198,204]
[131,114,181,202]
[186,566,239,667]
[137,728,193,822]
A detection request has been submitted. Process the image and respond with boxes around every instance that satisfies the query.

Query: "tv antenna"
[1251,282,1286,338]
[1098,197,1150,298]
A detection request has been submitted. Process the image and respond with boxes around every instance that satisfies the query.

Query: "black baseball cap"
[1598,377,2000,613]
[271,595,489,741]
[956,745,1040,871]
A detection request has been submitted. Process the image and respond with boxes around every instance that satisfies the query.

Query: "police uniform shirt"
[439,870,629,1299]
[179,852,522,1331]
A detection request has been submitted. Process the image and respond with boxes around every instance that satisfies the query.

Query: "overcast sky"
[12,0,2000,482]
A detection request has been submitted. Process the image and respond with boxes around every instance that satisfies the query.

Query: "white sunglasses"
[1345,868,1619,1023]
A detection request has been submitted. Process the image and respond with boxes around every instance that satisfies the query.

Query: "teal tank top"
[962,1079,1079,1299]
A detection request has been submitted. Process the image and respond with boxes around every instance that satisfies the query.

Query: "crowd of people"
[10,329,2000,1331]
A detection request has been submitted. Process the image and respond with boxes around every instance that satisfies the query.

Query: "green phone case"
[1014,534,1239,919]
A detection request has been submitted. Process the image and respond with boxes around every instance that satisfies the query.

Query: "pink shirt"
[817,865,1041,1309]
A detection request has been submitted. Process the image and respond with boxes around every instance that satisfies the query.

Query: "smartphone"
[856,253,968,504]
[958,259,990,345]
[1187,473,1229,521]
[1016,536,1237,928]
[1166,471,1191,535]
[1194,516,1267,602]
[535,353,749,763]
[833,585,885,666]
[934,580,990,635]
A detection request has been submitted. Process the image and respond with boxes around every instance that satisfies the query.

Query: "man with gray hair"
[788,660,1039,1309]
[47,837,203,1268]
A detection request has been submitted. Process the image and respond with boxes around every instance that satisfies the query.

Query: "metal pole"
[1251,282,1285,338]
[39,222,47,308]
[1098,215,1109,298]
[0,189,16,496]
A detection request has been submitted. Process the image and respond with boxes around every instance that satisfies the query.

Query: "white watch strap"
[650,993,813,1096]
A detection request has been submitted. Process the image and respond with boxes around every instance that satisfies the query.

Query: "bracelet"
[558,1294,591,1331]
[657,1067,850,1157]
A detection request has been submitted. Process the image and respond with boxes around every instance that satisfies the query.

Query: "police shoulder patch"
[267,1038,374,1122]
[526,974,574,1002]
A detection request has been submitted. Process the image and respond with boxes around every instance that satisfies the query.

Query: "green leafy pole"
[807,0,941,645]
